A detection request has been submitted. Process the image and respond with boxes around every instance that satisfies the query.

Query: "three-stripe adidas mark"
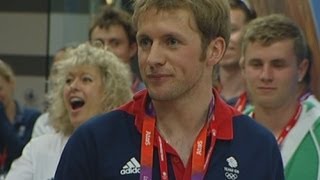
[120,157,141,175]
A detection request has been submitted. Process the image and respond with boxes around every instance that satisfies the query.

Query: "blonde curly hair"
[48,43,133,136]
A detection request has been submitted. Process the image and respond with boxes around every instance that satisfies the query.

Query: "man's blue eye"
[166,37,179,48]
[138,38,151,48]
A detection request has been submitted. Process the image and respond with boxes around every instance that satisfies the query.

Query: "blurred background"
[0,0,319,111]
[0,0,134,111]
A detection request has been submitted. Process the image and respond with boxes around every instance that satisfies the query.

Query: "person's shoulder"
[62,109,139,163]
[69,95,143,145]
[303,94,320,109]
[33,112,50,125]
[88,108,134,125]
[32,112,55,138]
[30,132,66,146]
[26,132,67,153]
[301,98,320,124]
[36,112,49,120]
[75,109,136,137]
[233,114,276,143]
[301,100,320,132]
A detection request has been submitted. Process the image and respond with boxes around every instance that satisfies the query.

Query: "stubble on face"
[137,8,208,102]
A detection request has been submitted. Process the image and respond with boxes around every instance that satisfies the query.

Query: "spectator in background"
[31,46,73,138]
[0,60,41,177]
[213,0,256,112]
[240,14,320,179]
[89,5,145,93]
[5,43,133,180]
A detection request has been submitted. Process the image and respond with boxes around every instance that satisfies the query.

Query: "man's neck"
[219,66,245,100]
[297,83,310,100]
[152,87,213,166]
[253,101,300,138]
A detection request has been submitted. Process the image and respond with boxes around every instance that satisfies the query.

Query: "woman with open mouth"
[5,42,133,180]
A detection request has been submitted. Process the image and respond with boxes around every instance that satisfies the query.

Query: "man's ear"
[206,37,226,66]
[298,58,309,82]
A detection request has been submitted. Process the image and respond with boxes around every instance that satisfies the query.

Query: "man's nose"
[260,65,273,82]
[146,42,165,67]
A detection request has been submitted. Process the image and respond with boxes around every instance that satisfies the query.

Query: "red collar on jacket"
[119,89,238,140]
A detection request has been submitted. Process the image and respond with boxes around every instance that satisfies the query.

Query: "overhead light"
[106,0,113,5]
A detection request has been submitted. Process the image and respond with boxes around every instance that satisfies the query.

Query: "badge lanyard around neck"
[253,104,302,146]
[140,98,217,180]
[276,104,302,146]
[234,92,247,112]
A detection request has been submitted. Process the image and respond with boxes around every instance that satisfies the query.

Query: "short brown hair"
[89,6,136,45]
[241,14,307,65]
[132,0,231,50]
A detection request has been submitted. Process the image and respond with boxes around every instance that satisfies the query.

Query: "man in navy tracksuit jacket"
[55,90,283,180]
[55,0,284,179]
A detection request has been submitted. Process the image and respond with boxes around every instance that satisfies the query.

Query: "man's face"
[136,8,213,101]
[220,8,247,68]
[90,25,136,63]
[242,39,304,108]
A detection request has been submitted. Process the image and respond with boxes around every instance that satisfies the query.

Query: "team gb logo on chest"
[224,156,240,180]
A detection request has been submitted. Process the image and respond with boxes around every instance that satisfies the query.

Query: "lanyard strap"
[191,122,218,180]
[234,92,247,112]
[157,135,168,180]
[276,104,302,145]
[140,117,218,180]
[252,104,302,146]
[140,99,216,180]
[140,117,156,179]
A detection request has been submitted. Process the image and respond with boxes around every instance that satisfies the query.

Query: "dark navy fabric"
[55,90,284,180]
[0,102,40,172]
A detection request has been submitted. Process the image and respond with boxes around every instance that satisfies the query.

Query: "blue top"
[55,89,284,180]
[0,102,41,173]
